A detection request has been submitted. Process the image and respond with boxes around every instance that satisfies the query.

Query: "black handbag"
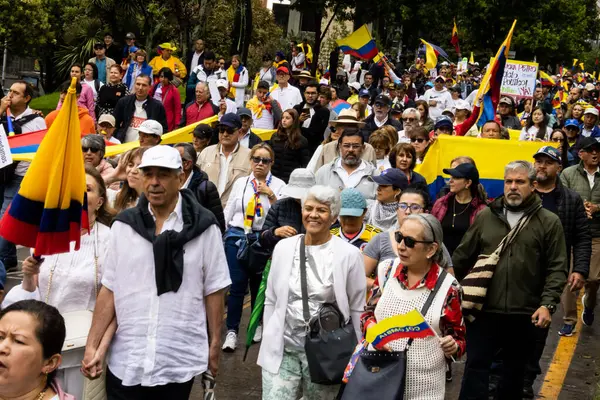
[341,267,448,400]
[300,236,358,385]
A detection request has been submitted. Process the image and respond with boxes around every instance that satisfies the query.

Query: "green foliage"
[0,0,53,50]
[29,92,60,117]
[246,0,285,75]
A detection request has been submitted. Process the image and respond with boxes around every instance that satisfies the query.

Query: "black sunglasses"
[218,126,236,135]
[395,231,433,248]
[251,156,272,165]
[82,147,100,153]
[411,138,427,143]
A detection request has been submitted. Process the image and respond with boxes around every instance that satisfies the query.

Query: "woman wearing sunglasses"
[361,213,465,400]
[363,187,454,290]
[81,134,120,190]
[222,143,285,351]
[267,109,311,183]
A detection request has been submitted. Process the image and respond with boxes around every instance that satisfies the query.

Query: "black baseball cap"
[579,137,600,151]
[374,94,391,107]
[237,107,252,118]
[193,124,213,140]
[369,168,409,189]
[443,163,479,184]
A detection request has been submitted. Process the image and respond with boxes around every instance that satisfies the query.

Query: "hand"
[256,181,272,195]
[263,95,271,104]
[31,109,44,117]
[80,345,105,379]
[0,96,10,114]
[219,100,227,114]
[439,335,458,358]
[112,155,128,182]
[21,256,41,277]
[568,272,585,292]
[429,100,437,107]
[585,201,599,219]
[532,306,552,328]
[299,112,309,122]
[274,226,297,238]
[208,341,220,377]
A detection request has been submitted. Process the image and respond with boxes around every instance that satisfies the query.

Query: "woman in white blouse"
[222,143,285,351]
[227,54,249,107]
[258,185,366,400]
[519,106,552,141]
[2,166,115,399]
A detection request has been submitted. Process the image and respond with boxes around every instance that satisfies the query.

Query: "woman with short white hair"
[258,185,366,400]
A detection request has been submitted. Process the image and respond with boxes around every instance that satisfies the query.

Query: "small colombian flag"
[366,309,435,348]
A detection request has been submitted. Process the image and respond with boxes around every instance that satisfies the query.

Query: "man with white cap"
[215,79,237,115]
[581,107,600,138]
[83,145,231,399]
[137,119,164,147]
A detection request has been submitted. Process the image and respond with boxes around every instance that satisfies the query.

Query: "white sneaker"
[222,331,237,352]
[253,325,263,343]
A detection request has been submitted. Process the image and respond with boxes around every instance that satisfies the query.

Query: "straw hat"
[293,70,314,79]
[330,109,365,126]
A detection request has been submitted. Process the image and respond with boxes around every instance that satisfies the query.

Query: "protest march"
[1,13,600,400]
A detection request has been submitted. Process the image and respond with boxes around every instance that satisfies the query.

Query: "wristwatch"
[541,304,556,314]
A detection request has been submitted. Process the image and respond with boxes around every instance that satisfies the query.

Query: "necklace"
[35,389,47,400]
[452,197,471,228]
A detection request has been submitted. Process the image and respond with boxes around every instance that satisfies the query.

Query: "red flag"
[451,20,460,55]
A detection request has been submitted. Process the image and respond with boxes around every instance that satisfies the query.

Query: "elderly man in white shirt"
[82,145,231,399]
[270,66,303,111]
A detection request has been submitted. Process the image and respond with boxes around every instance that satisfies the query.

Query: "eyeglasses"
[82,147,100,153]
[398,202,424,213]
[394,231,433,248]
[305,91,318,96]
[403,117,416,122]
[551,137,563,142]
[219,127,236,135]
[341,143,362,150]
[410,138,427,144]
[251,156,272,165]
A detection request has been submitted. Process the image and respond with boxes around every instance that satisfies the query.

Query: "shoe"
[582,294,595,326]
[222,331,237,352]
[522,382,534,399]
[253,325,263,343]
[558,323,575,336]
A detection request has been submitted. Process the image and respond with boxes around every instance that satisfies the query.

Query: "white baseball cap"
[584,107,599,117]
[138,120,164,137]
[98,114,116,127]
[216,79,228,89]
[454,99,471,111]
[137,145,182,170]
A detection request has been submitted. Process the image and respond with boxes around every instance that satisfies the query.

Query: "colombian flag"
[451,20,460,55]
[475,20,517,127]
[336,25,379,60]
[0,78,89,255]
[366,309,435,347]
[420,39,448,70]
[539,70,556,86]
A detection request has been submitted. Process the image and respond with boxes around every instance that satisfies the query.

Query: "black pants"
[459,313,537,400]
[106,368,195,400]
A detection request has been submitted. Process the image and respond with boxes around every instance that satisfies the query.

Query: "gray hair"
[505,160,536,184]
[303,185,341,219]
[402,107,421,121]
[174,142,197,165]
[196,81,209,94]
[403,214,444,263]
[81,134,106,157]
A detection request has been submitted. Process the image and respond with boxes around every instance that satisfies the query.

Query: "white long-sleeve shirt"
[422,88,453,120]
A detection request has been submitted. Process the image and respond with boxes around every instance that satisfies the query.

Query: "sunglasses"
[410,138,427,144]
[550,137,563,142]
[395,231,433,248]
[398,202,424,212]
[403,117,416,122]
[82,147,100,153]
[219,127,236,135]
[251,156,272,165]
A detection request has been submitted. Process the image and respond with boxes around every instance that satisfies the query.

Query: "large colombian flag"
[0,77,89,255]
[475,20,517,127]
[336,25,379,60]
[366,309,435,348]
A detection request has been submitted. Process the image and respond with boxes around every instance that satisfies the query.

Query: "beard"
[505,193,523,207]
[343,155,360,166]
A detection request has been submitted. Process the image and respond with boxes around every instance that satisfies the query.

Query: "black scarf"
[115,189,217,295]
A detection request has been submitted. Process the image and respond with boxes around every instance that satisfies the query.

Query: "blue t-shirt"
[96,58,107,83]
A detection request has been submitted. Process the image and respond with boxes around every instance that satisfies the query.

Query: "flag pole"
[417,309,456,362]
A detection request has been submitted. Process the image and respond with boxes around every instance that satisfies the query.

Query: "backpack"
[0,113,44,184]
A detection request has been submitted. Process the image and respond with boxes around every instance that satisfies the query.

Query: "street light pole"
[1,40,7,89]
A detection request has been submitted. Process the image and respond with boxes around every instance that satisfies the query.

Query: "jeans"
[0,175,24,270]
[459,313,537,400]
[224,235,263,333]
[106,368,194,400]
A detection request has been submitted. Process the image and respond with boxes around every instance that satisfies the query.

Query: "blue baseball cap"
[359,89,370,97]
[218,113,242,129]
[370,168,409,189]
[534,145,562,163]
[340,188,367,217]
[564,119,581,130]
[434,116,454,129]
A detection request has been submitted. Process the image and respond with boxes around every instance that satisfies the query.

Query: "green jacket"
[560,162,600,237]
[453,195,567,315]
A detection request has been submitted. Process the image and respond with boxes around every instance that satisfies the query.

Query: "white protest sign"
[208,81,222,107]
[499,59,538,99]
[0,126,13,169]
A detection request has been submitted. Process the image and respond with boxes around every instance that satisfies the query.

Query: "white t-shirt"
[124,100,148,143]
[252,109,274,129]
[108,136,122,144]
[271,85,303,111]
[422,88,452,120]
[13,107,47,176]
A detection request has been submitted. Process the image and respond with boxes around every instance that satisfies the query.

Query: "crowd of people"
[0,31,598,400]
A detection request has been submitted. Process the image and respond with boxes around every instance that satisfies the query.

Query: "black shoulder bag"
[300,235,358,385]
[342,267,448,400]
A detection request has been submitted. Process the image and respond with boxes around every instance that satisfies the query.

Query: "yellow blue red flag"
[366,309,434,347]
[336,25,379,60]
[420,39,448,70]
[0,78,89,255]
[475,20,517,127]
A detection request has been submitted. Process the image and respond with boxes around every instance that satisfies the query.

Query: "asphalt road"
[8,247,600,399]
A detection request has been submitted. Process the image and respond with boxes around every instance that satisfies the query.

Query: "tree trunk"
[229,0,253,64]
[311,9,323,76]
